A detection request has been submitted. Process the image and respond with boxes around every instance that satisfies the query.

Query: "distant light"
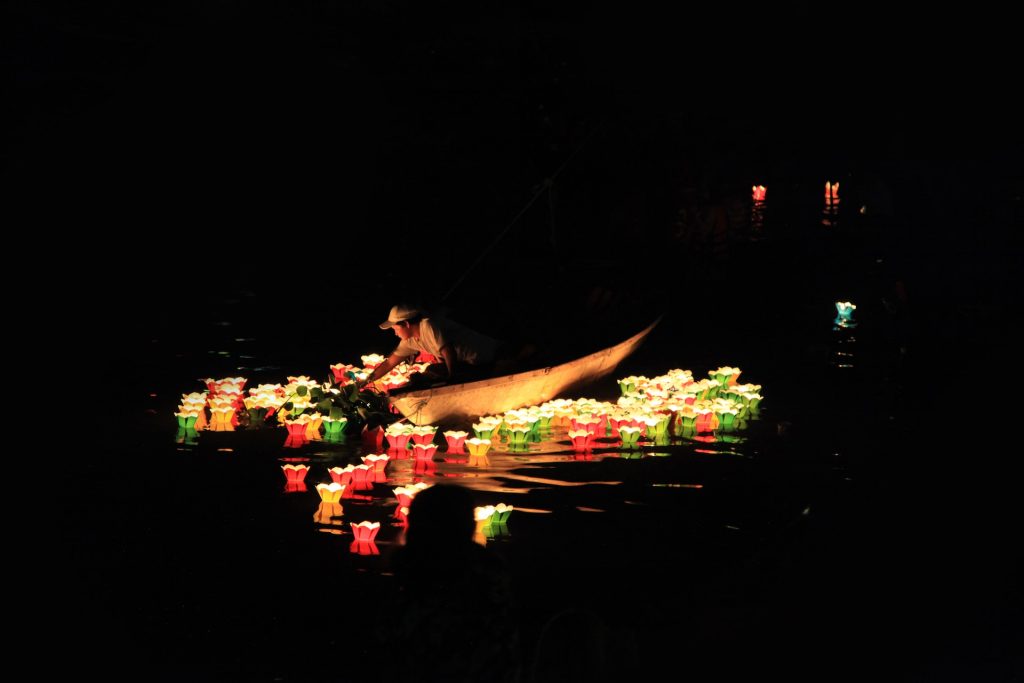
[834,301,857,328]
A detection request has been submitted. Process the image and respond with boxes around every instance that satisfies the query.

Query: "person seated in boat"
[360,304,508,389]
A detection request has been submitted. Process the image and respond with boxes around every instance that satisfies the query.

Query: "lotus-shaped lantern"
[444,430,468,452]
[568,429,593,452]
[281,464,310,483]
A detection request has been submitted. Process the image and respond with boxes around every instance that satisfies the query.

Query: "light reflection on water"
[164,413,799,574]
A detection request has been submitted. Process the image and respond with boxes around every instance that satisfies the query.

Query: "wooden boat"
[388,318,660,425]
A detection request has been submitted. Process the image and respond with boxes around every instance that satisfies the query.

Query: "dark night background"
[12,2,1021,376]
[12,2,1022,680]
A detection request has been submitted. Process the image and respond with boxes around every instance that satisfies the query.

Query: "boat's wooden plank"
[389,318,659,425]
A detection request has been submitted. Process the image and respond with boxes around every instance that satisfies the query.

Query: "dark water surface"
[63,180,1021,683]
[19,3,1019,678]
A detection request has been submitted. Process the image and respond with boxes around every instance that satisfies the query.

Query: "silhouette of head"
[405,484,475,548]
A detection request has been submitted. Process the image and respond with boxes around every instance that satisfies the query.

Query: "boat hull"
[388,318,659,425]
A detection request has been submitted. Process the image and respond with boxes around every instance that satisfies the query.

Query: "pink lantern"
[350,521,381,542]
[385,433,411,451]
[606,416,623,436]
[393,505,409,523]
[444,431,468,453]
[361,454,390,473]
[328,466,353,487]
[825,181,840,203]
[363,425,385,450]
[570,416,601,435]
[412,444,437,461]
[394,490,415,509]
[411,432,436,447]
[329,363,354,384]
[350,464,373,483]
[568,430,593,452]
[281,464,310,483]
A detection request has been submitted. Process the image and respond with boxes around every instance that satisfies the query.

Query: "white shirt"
[393,317,499,366]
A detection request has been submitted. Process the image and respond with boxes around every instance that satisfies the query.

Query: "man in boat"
[360,304,508,389]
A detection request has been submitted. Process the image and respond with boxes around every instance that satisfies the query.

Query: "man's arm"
[361,352,405,385]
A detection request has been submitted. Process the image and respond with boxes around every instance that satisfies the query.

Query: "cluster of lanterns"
[181,361,765,554]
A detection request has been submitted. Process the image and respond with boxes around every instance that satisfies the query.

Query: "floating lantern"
[363,425,385,450]
[329,363,356,384]
[507,425,531,447]
[474,506,512,543]
[444,430,468,452]
[328,466,354,487]
[175,413,199,430]
[752,185,766,201]
[361,453,390,473]
[393,483,430,510]
[618,426,642,448]
[568,429,593,451]
[304,414,324,440]
[393,505,409,526]
[209,407,236,432]
[466,438,492,457]
[472,423,495,440]
[349,464,373,484]
[535,411,555,431]
[710,366,742,387]
[695,409,718,433]
[412,444,437,461]
[825,180,840,204]
[281,464,310,483]
[350,521,380,542]
[410,426,438,446]
[316,482,346,503]
[285,420,308,437]
[475,503,513,526]
[834,301,857,328]
[716,407,740,431]
[570,416,602,435]
[323,417,347,437]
